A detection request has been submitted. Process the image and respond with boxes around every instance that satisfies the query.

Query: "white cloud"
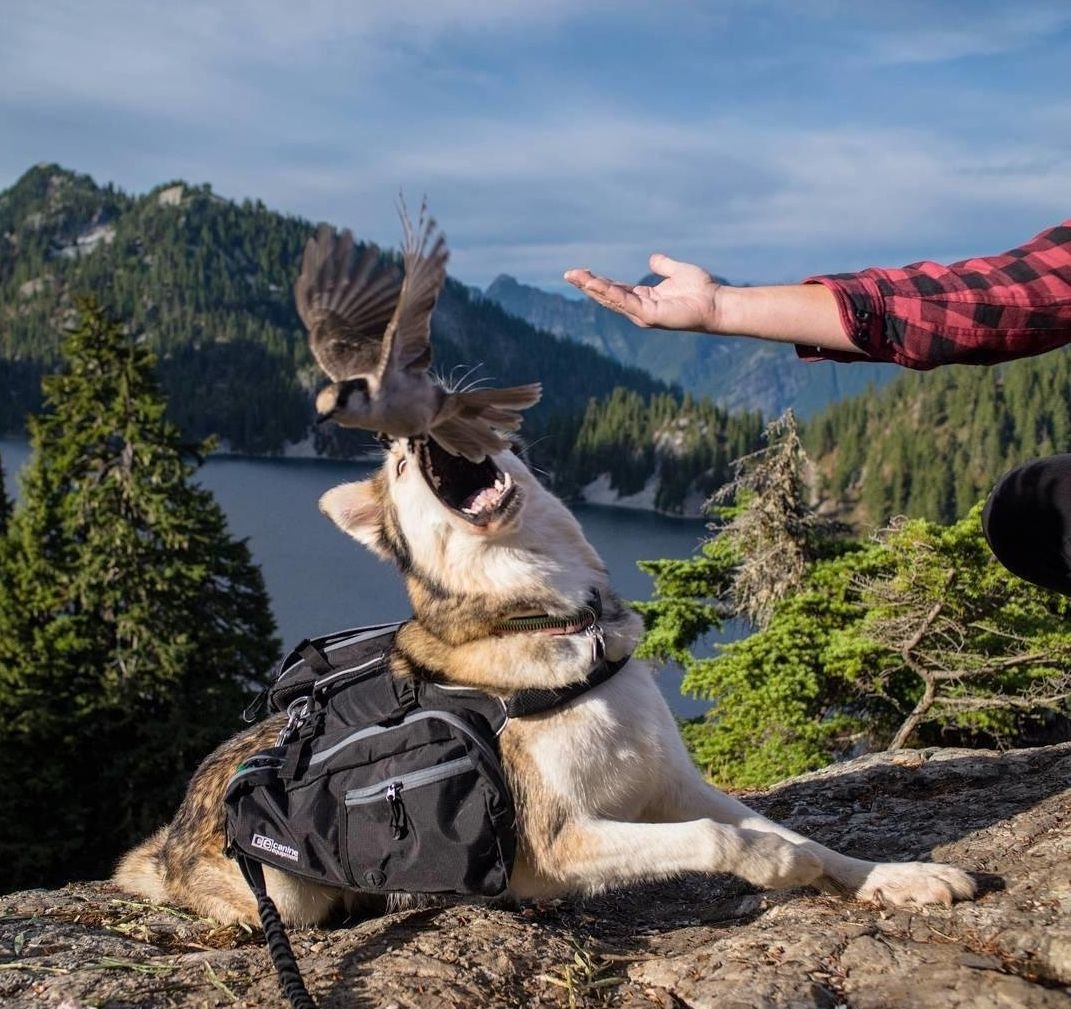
[0,0,613,118]
[857,4,1071,65]
[241,107,1069,288]
[2,0,1068,293]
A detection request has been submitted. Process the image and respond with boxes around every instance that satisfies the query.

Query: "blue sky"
[2,0,1069,293]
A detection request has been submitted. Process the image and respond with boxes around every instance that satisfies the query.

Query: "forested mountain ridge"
[804,348,1071,528]
[559,388,764,514]
[0,164,668,455]
[485,272,897,418]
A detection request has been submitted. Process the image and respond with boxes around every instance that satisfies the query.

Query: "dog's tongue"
[462,475,512,516]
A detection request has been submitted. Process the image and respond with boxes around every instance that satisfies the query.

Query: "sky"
[2,0,1069,293]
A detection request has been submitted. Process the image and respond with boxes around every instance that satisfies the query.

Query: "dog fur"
[114,436,976,924]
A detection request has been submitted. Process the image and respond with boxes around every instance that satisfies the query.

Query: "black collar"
[413,589,630,721]
[492,589,631,717]
[505,652,631,718]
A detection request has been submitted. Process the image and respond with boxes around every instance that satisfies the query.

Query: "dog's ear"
[319,479,390,559]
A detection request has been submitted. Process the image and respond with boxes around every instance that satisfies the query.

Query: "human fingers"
[564,268,626,291]
[648,252,711,283]
[562,269,650,322]
[563,269,630,301]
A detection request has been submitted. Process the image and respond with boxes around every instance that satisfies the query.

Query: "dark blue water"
[0,439,725,717]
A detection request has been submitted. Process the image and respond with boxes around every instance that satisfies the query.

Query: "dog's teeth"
[503,473,513,488]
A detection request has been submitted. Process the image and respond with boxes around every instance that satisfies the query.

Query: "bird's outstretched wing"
[295,224,404,381]
[375,198,449,383]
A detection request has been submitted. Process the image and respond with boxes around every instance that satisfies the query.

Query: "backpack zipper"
[343,754,477,803]
[309,709,502,774]
[344,754,477,841]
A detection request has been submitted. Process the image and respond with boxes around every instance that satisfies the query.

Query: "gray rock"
[2,743,1069,1008]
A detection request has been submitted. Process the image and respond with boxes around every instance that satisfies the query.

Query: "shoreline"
[1,435,710,521]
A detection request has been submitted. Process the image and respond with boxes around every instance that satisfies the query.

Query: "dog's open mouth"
[418,438,520,526]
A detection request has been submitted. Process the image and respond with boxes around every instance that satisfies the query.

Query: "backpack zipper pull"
[386,782,407,840]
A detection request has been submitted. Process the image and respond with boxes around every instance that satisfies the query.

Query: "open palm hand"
[564,253,721,332]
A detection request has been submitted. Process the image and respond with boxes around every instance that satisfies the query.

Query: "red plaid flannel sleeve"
[796,221,1071,370]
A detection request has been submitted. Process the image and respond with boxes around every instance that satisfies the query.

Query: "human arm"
[565,220,1071,370]
[563,255,863,355]
[798,221,1071,369]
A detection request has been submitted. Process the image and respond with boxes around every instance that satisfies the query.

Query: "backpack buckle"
[277,697,311,746]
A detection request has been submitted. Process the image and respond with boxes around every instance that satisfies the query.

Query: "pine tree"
[710,410,840,628]
[636,411,1070,789]
[635,412,864,787]
[0,300,279,890]
[857,506,1071,749]
[0,450,11,534]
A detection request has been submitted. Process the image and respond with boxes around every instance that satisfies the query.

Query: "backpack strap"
[294,639,332,676]
[236,854,318,1009]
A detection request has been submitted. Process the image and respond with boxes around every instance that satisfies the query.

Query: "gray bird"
[295,203,542,462]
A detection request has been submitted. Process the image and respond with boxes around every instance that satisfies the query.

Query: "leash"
[237,854,318,1009]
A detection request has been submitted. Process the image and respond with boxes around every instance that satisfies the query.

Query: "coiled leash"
[237,855,317,1009]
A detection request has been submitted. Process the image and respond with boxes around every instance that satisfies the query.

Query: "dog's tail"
[433,382,543,461]
[112,828,170,903]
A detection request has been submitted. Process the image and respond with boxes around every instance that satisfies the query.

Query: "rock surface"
[2,743,1069,1009]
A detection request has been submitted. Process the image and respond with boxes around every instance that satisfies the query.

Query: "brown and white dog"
[114,435,976,924]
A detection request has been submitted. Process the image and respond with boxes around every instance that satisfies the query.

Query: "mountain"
[485,273,897,419]
[802,347,1071,529]
[0,164,669,457]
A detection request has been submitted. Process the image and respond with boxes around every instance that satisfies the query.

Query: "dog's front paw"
[853,862,977,908]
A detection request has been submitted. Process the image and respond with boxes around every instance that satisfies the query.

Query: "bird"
[294,201,542,462]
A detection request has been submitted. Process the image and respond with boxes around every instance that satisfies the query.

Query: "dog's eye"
[395,457,407,478]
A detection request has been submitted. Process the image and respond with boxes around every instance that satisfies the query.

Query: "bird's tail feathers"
[432,415,512,462]
[453,382,543,414]
[432,383,542,460]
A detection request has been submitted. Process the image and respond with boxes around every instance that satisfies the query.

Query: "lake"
[0,438,726,717]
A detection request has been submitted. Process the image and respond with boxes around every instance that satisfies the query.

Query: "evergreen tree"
[637,422,1071,789]
[0,450,10,534]
[857,506,1071,749]
[636,413,867,787]
[707,410,839,627]
[0,300,279,890]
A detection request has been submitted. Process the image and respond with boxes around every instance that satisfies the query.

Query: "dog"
[114,434,976,924]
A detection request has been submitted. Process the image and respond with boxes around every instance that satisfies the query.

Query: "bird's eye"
[395,457,407,478]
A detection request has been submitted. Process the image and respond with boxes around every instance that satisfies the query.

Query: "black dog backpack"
[224,613,626,1009]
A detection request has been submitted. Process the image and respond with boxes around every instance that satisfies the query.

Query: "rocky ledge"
[2,742,1069,1009]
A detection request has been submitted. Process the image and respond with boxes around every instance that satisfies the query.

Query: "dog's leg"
[648,750,976,907]
[510,816,825,899]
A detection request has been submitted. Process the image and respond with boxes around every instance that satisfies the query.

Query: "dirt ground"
[2,742,1069,1009]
